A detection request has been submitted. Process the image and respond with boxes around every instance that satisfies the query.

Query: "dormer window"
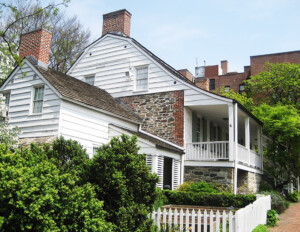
[135,66,148,91]
[32,86,44,114]
[85,75,95,85]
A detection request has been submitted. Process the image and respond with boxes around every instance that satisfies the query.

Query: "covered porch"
[184,102,263,193]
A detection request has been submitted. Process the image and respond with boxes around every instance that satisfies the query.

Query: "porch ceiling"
[187,105,229,126]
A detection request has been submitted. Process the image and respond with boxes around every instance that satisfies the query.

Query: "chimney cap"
[20,28,52,37]
[103,9,132,18]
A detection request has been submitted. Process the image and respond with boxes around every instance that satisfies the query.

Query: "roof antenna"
[204,60,206,67]
[196,57,198,67]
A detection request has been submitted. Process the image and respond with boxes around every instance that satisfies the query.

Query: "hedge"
[163,190,256,208]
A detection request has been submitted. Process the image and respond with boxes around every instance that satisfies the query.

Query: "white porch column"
[234,103,238,195]
[257,126,263,170]
[207,119,210,142]
[245,117,250,165]
[152,154,158,173]
[181,153,185,184]
[228,105,234,161]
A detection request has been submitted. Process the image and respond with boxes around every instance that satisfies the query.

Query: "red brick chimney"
[221,60,228,75]
[102,9,132,37]
[19,29,52,66]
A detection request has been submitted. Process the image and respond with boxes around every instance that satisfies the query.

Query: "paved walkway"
[268,202,300,232]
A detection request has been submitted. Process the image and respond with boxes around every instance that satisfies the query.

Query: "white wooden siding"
[68,35,230,106]
[59,100,137,156]
[1,63,60,138]
[184,107,193,145]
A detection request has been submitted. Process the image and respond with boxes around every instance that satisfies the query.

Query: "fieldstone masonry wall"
[184,166,234,191]
[120,91,184,146]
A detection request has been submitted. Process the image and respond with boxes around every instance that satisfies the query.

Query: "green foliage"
[253,104,300,186]
[267,210,279,227]
[177,181,230,193]
[214,87,255,111]
[163,190,256,208]
[245,62,300,109]
[89,134,159,232]
[0,142,113,231]
[153,188,169,211]
[252,224,269,232]
[259,181,274,192]
[287,192,299,203]
[260,191,289,214]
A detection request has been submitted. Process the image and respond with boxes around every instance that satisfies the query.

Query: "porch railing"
[186,142,262,169]
[186,142,229,161]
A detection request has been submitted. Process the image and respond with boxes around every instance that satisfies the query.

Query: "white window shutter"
[157,156,164,189]
[172,159,180,190]
[146,154,152,167]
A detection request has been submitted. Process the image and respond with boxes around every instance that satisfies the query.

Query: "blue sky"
[7,0,300,73]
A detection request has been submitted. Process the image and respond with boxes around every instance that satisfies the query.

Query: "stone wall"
[120,90,184,146]
[184,166,234,191]
[237,169,262,193]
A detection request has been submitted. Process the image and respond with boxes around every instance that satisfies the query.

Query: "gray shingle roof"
[29,59,142,123]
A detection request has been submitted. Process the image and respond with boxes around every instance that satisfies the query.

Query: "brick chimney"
[19,29,52,67]
[221,60,228,75]
[102,9,132,37]
[178,69,194,82]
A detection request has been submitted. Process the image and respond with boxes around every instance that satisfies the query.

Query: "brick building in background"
[185,50,300,93]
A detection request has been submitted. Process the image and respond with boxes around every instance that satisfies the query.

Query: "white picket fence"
[151,195,271,232]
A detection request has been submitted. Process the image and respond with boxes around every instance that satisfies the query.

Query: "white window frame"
[31,85,45,114]
[3,91,10,106]
[85,75,95,85]
[134,65,149,91]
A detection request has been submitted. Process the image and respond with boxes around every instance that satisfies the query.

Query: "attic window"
[239,84,245,94]
[135,66,148,90]
[85,75,95,85]
[32,86,44,114]
[225,86,230,92]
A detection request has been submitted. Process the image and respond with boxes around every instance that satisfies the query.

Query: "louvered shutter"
[146,154,152,168]
[157,156,164,189]
[172,159,180,190]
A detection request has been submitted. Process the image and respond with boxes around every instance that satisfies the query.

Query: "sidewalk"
[268,202,300,232]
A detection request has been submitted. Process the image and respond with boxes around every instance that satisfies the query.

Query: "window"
[32,87,44,113]
[93,147,98,155]
[225,86,230,92]
[3,92,10,106]
[239,84,245,94]
[85,75,95,85]
[209,79,215,90]
[135,66,148,90]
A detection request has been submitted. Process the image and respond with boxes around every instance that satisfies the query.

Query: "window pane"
[86,76,95,85]
[33,101,43,113]
[136,67,148,90]
[209,79,215,90]
[4,93,10,105]
[34,87,44,100]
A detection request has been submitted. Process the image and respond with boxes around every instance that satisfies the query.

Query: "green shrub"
[267,210,279,227]
[287,192,299,202]
[259,180,274,192]
[0,143,112,231]
[163,190,256,208]
[153,188,169,211]
[90,134,159,232]
[260,191,289,214]
[252,224,269,232]
[177,181,230,193]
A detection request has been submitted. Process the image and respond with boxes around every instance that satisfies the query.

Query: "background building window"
[225,86,230,92]
[85,75,95,85]
[239,84,245,94]
[136,67,148,90]
[209,79,215,90]
[33,87,44,113]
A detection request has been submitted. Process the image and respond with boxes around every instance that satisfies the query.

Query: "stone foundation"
[184,166,234,191]
[237,169,261,193]
[19,136,57,146]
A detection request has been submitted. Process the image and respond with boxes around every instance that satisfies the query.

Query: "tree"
[253,104,300,188]
[89,134,159,232]
[0,0,90,75]
[0,142,113,231]
[245,62,300,110]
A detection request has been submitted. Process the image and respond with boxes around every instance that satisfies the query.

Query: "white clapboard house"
[67,9,264,193]
[0,29,184,190]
